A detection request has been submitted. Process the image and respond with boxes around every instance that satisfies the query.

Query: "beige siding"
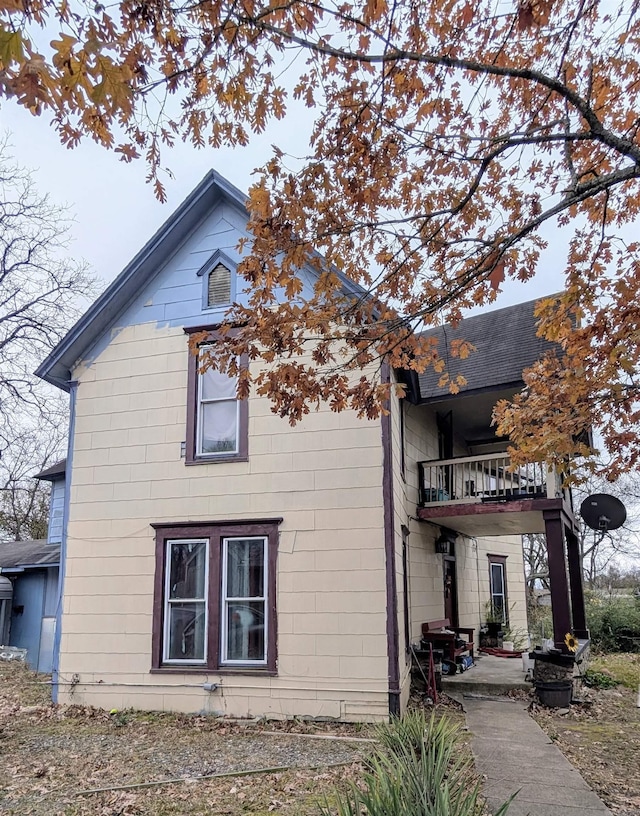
[455,534,528,645]
[60,322,389,721]
[481,537,527,638]
[396,396,528,656]
[402,401,446,639]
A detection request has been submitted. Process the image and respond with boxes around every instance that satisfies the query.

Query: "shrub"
[320,710,513,816]
[582,669,618,689]
[586,594,640,653]
[526,600,553,649]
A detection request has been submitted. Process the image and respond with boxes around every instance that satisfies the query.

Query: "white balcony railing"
[418,453,563,506]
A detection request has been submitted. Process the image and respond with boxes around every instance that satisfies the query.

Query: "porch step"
[442,677,531,696]
[441,653,533,697]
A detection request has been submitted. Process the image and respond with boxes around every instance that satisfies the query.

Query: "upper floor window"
[197,250,236,311]
[198,354,239,456]
[185,331,249,465]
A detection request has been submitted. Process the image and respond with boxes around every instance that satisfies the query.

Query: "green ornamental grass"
[320,710,514,816]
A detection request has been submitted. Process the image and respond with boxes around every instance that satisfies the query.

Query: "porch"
[442,652,531,696]
[415,452,587,656]
[417,452,573,536]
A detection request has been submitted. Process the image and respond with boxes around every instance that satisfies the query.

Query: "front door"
[443,556,458,626]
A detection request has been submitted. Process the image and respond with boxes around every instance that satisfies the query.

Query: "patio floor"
[442,652,532,696]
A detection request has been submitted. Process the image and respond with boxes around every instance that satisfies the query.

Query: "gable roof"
[36,171,366,392]
[417,296,559,402]
[37,171,238,391]
[0,539,60,572]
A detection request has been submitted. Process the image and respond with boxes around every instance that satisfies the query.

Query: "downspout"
[381,361,401,717]
[51,380,77,703]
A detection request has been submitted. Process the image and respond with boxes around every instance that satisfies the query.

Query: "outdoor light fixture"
[435,528,458,554]
[435,535,449,554]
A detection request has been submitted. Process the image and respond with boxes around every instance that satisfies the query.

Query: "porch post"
[566,527,588,639]
[543,509,572,650]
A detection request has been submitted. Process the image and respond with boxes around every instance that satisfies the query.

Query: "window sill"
[185,455,249,466]
[151,667,277,677]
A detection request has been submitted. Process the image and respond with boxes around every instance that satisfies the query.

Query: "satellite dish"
[580,493,627,532]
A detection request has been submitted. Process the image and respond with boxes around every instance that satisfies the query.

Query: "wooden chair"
[421,618,474,663]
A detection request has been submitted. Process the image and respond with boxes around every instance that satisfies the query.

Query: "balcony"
[417,453,571,536]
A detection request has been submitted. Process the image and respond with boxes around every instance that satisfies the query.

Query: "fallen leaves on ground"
[0,663,369,815]
[531,654,640,816]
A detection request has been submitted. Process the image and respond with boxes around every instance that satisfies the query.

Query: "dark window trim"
[401,525,410,656]
[487,554,508,625]
[150,667,278,677]
[152,519,280,674]
[184,327,249,465]
[195,249,237,312]
[399,399,406,482]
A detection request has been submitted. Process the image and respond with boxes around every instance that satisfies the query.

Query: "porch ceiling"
[419,386,519,451]
[416,498,565,536]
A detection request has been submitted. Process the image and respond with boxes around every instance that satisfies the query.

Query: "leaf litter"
[530,659,640,816]
[0,663,369,815]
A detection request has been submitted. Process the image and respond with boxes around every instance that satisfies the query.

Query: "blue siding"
[37,171,367,392]
[34,569,58,673]
[9,572,45,670]
[43,567,59,616]
[48,479,65,545]
[79,200,318,365]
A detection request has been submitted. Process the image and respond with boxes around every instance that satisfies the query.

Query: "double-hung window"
[185,331,249,464]
[152,520,279,673]
[197,354,239,456]
[163,539,208,663]
[221,537,268,665]
[488,555,508,625]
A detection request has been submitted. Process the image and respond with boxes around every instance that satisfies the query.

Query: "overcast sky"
[4,100,566,310]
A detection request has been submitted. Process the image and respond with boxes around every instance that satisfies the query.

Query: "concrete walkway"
[461,695,612,816]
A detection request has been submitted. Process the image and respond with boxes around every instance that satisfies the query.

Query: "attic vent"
[207,263,231,307]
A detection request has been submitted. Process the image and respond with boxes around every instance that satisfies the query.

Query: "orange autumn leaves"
[2,0,640,475]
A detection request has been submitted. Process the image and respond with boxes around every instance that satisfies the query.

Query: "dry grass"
[531,653,640,816]
[589,652,640,690]
[0,662,371,815]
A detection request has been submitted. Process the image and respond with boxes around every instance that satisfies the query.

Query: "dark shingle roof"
[35,459,66,481]
[417,296,559,401]
[0,539,60,571]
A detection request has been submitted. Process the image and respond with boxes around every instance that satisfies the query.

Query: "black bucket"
[535,680,572,708]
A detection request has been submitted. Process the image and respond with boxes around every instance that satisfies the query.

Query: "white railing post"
[546,463,559,498]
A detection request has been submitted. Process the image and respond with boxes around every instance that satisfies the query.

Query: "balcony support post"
[543,509,572,651]
[566,527,588,639]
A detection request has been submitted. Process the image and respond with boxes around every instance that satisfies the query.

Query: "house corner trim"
[52,380,78,702]
[381,361,401,717]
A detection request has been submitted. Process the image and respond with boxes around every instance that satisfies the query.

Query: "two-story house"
[36,171,586,720]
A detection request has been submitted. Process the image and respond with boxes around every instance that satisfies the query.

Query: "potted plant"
[484,601,504,637]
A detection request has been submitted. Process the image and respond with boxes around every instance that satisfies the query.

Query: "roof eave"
[34,459,67,481]
[0,562,60,573]
[35,170,247,390]
[418,379,525,405]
